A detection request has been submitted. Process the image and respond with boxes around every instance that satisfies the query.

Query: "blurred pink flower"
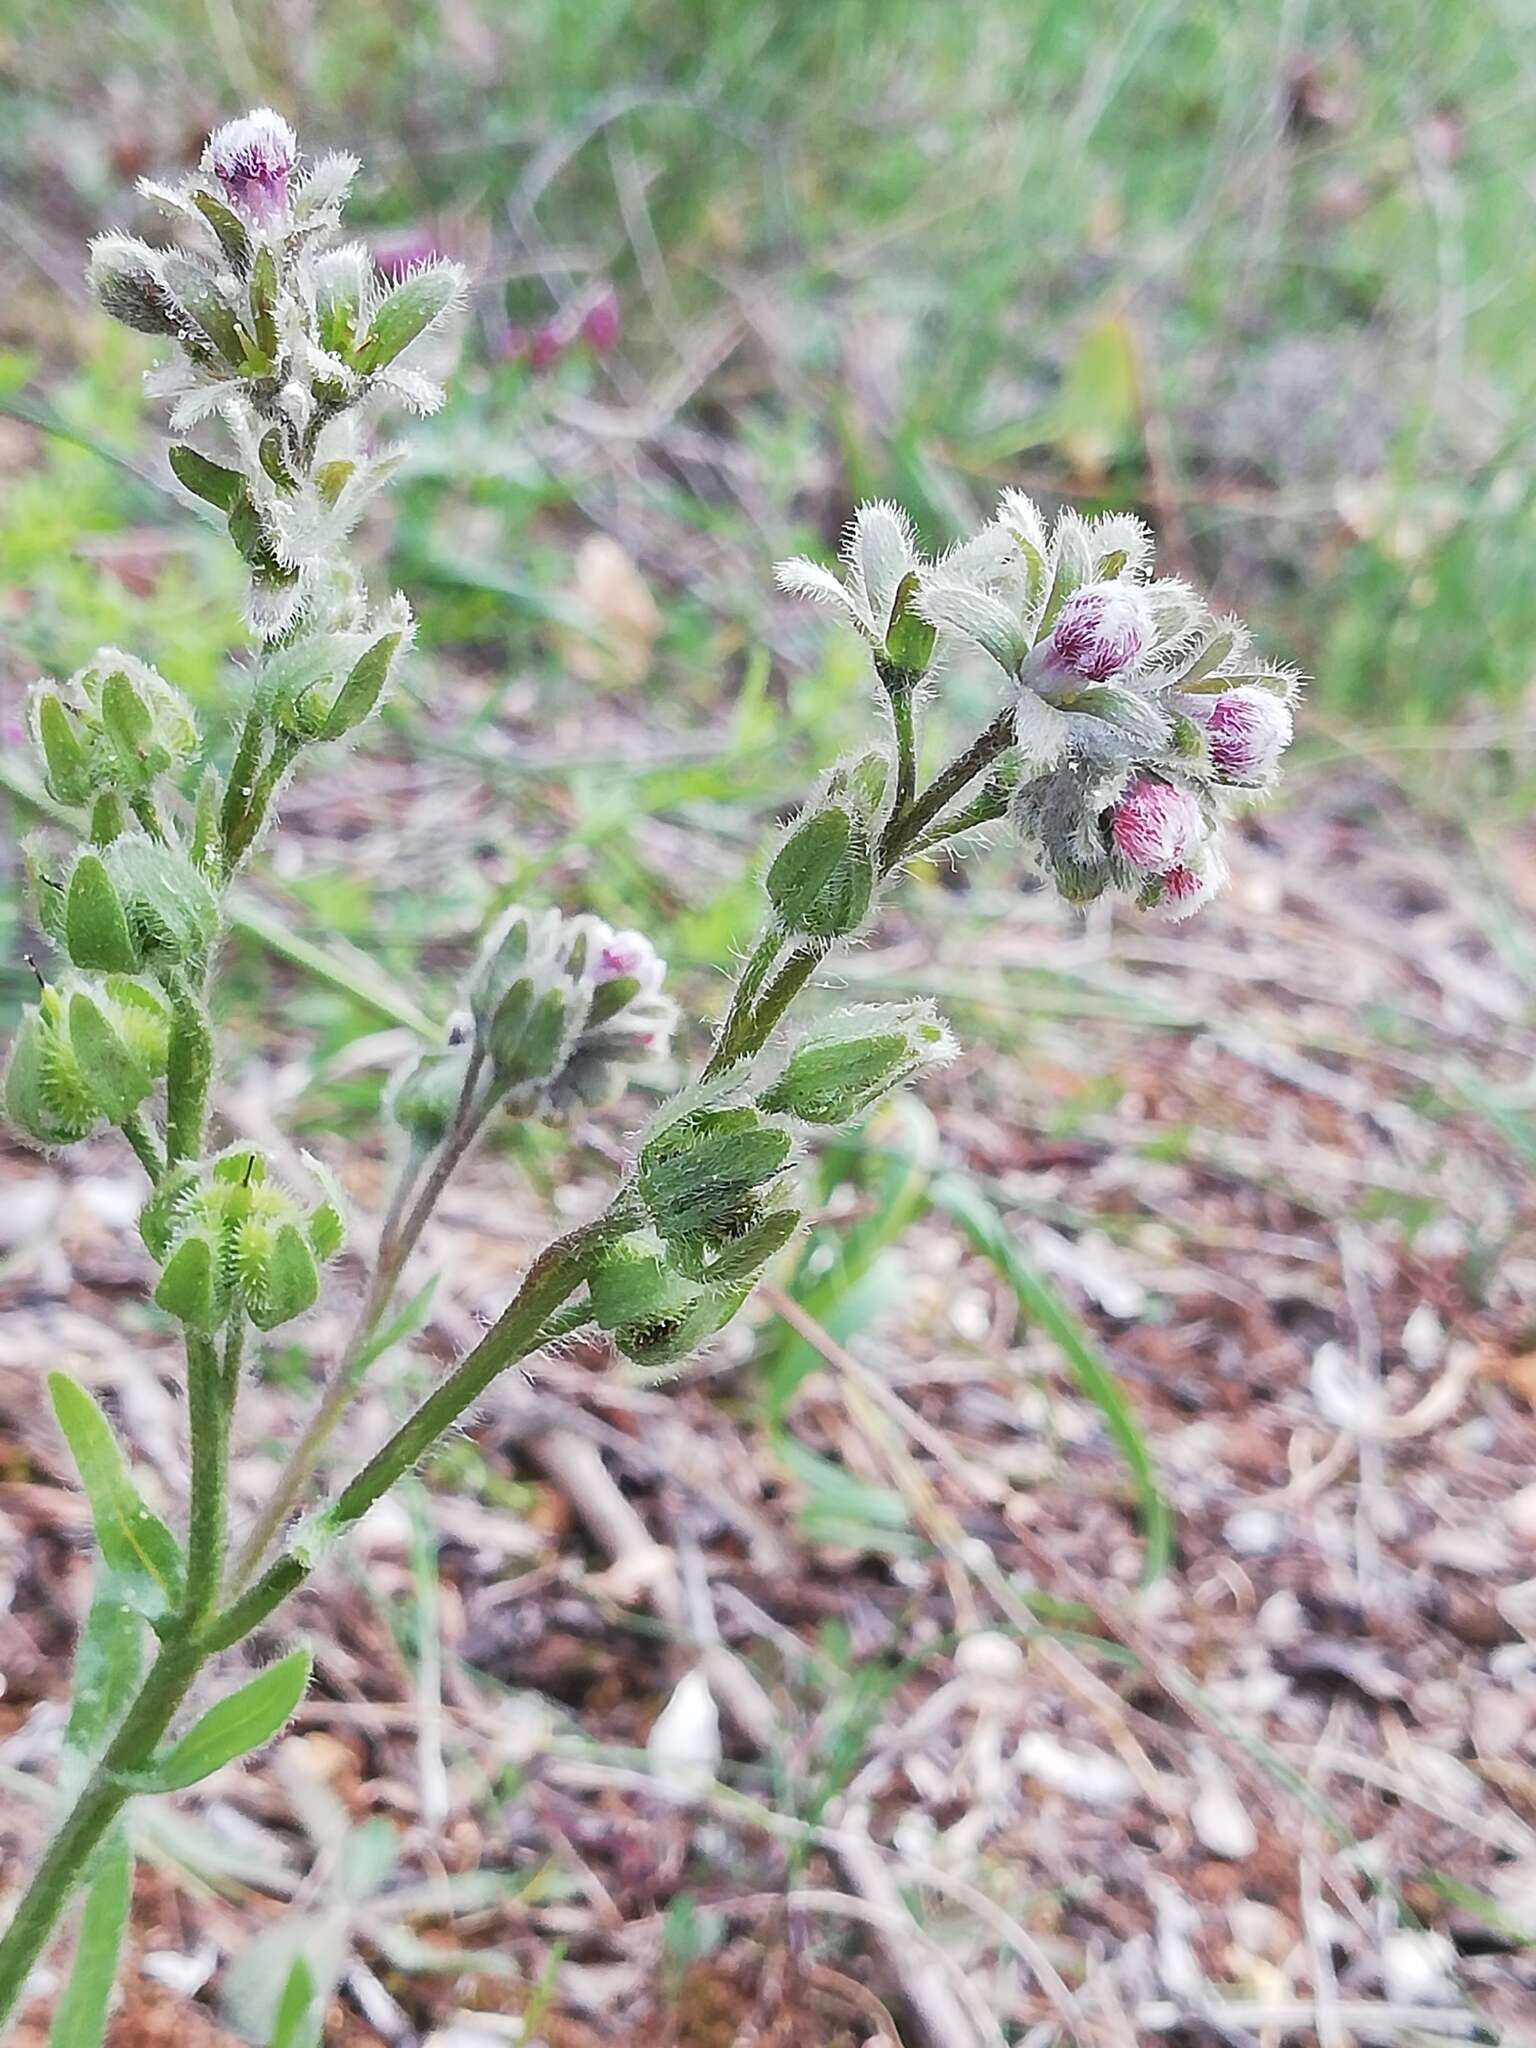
[1042,580,1153,683]
[204,108,296,224]
[1108,773,1203,872]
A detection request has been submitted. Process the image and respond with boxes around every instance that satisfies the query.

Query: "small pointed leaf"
[48,1373,183,1619]
[131,1649,311,1791]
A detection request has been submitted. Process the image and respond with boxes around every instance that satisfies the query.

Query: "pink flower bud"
[1107,773,1204,872]
[1158,862,1222,920]
[1042,580,1153,682]
[528,322,563,372]
[579,290,620,352]
[1199,685,1293,784]
[597,929,661,991]
[204,108,297,225]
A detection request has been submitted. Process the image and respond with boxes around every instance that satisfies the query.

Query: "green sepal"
[97,671,154,778]
[66,852,138,972]
[588,1237,699,1332]
[47,1372,185,1621]
[614,1284,749,1371]
[352,265,459,375]
[319,631,399,742]
[35,690,94,805]
[500,986,569,1088]
[247,1223,319,1331]
[672,1203,801,1287]
[765,806,873,938]
[67,988,153,1123]
[169,443,244,513]
[882,571,937,674]
[139,1163,200,1260]
[766,807,850,920]
[190,186,252,268]
[154,1229,218,1330]
[586,973,639,1027]
[637,1107,794,1247]
[249,245,279,359]
[4,1000,98,1146]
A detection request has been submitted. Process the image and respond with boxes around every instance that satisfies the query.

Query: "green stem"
[224,732,299,873]
[180,1332,230,1629]
[209,1220,602,1648]
[905,778,1012,859]
[704,926,786,1080]
[230,1054,493,1588]
[879,707,1016,869]
[219,703,266,876]
[887,679,918,826]
[118,1111,164,1182]
[0,1635,202,2033]
[163,979,213,1169]
[736,940,827,1057]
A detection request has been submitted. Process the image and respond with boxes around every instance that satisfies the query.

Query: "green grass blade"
[931,1173,1173,1585]
[47,1828,132,2048]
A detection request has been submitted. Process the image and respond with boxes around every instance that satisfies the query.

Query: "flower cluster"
[778,494,1299,917]
[389,906,679,1152]
[89,106,466,639]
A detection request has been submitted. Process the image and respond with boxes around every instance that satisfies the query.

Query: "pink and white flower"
[596,927,664,993]
[1042,580,1153,683]
[1197,685,1293,784]
[204,108,297,224]
[1107,773,1204,872]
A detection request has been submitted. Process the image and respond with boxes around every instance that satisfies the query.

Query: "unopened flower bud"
[63,836,218,978]
[1106,772,1204,873]
[1197,685,1293,785]
[87,234,180,336]
[765,805,874,939]
[588,1234,699,1332]
[637,1106,794,1251]
[149,1148,337,1331]
[1042,580,1153,683]
[760,1002,956,1126]
[1153,853,1227,923]
[388,1043,472,1149]
[204,107,297,225]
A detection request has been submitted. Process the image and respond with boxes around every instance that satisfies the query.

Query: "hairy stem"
[181,1333,231,1629]
[887,679,918,825]
[118,1111,164,1182]
[879,706,1017,869]
[704,926,786,1079]
[230,1053,494,1586]
[0,1633,203,2034]
[209,1220,602,1647]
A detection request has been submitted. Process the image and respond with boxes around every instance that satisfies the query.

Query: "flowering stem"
[887,678,918,824]
[230,1050,494,1587]
[181,1331,230,1628]
[879,706,1016,869]
[118,1111,164,1182]
[208,1220,603,1646]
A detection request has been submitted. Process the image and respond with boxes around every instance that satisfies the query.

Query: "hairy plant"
[0,111,1297,2036]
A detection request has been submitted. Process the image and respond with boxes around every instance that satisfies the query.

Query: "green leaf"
[932,1174,1173,1585]
[48,1374,184,1621]
[48,1827,132,2048]
[268,1957,317,2048]
[60,1571,144,1802]
[189,188,251,268]
[133,1649,311,1791]
[36,692,93,806]
[169,442,244,513]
